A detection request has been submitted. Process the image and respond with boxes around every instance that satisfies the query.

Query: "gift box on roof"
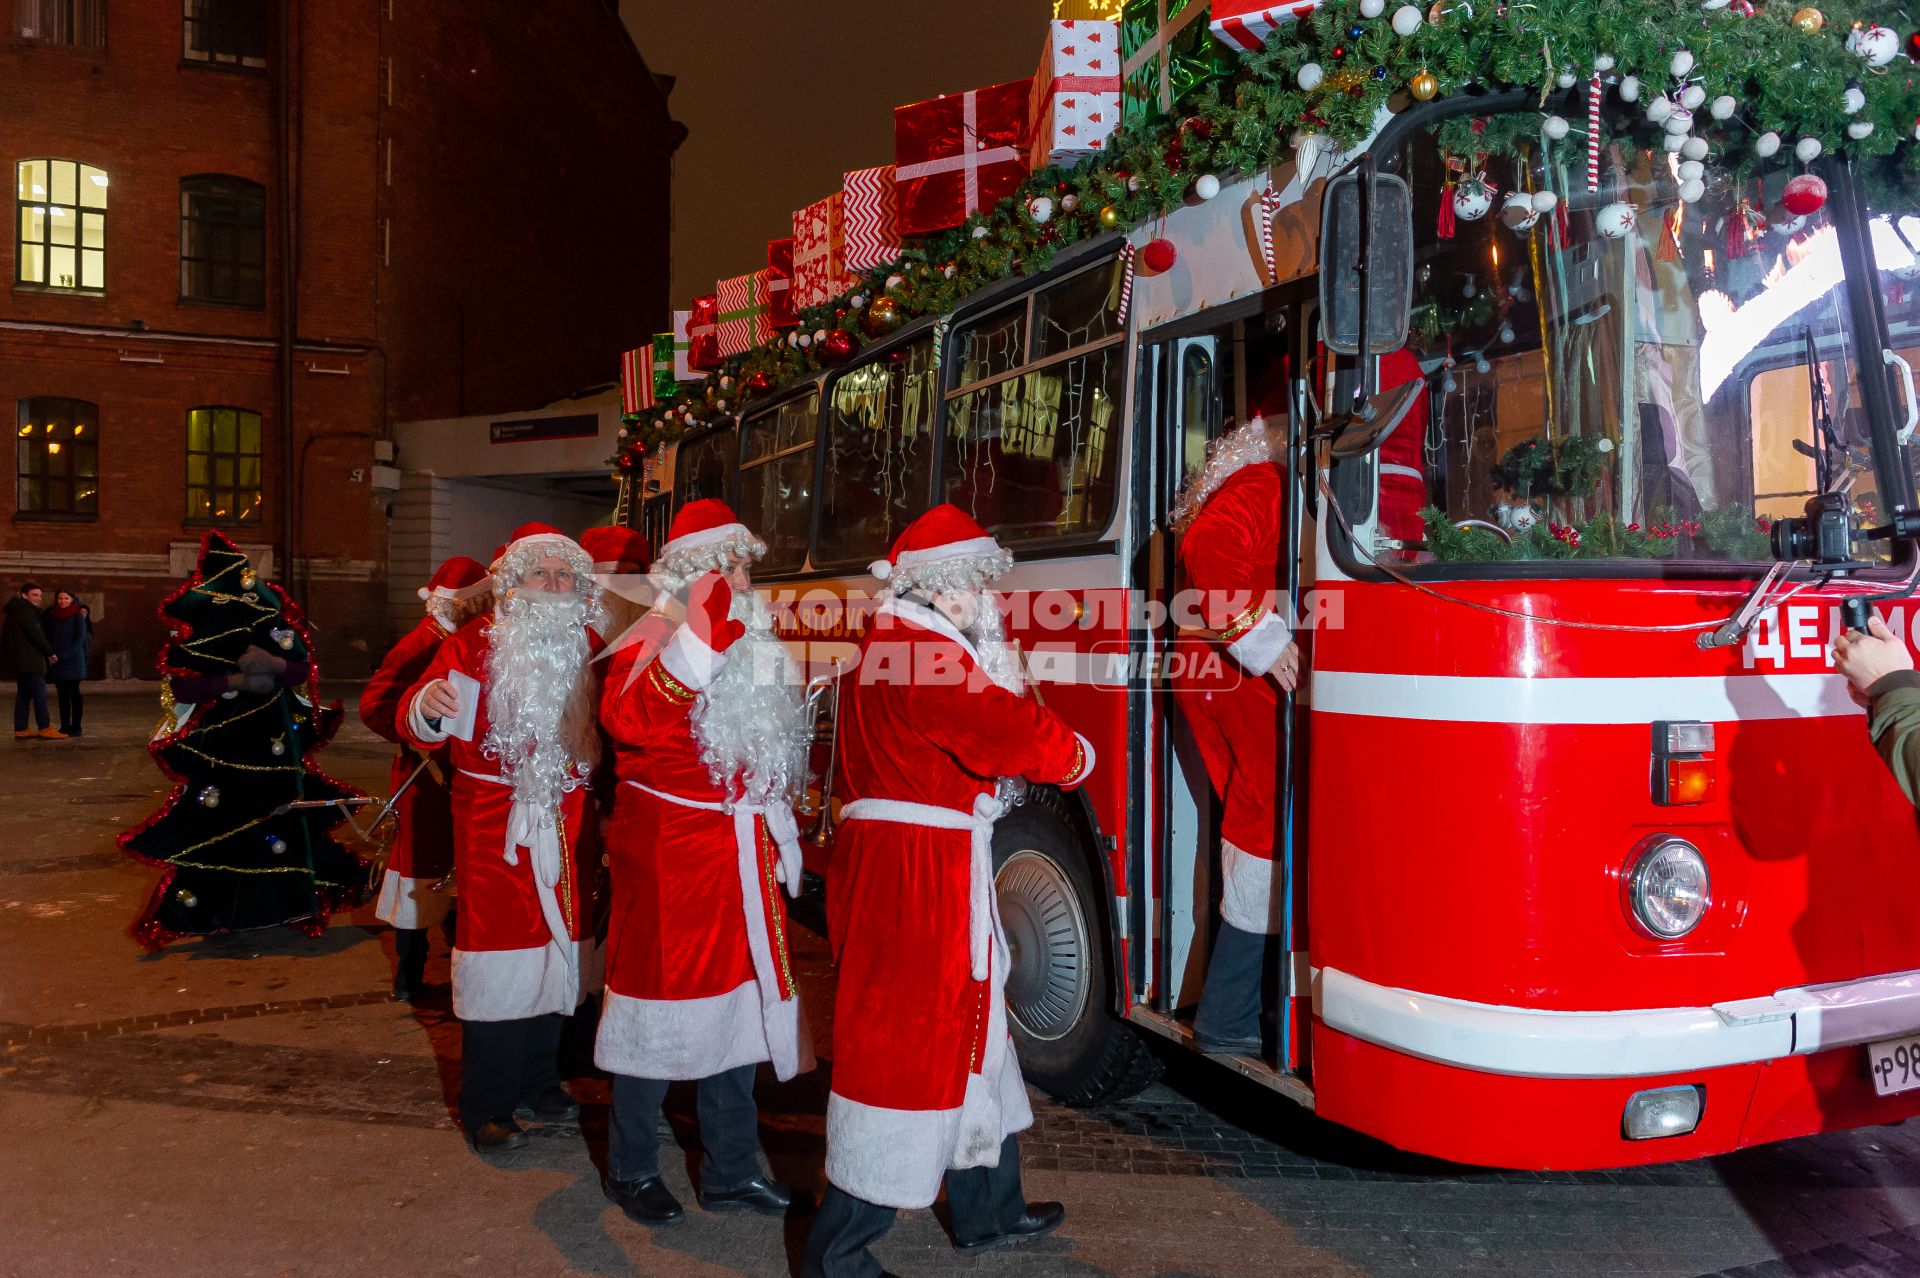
[1028,19,1122,170]
[687,294,721,371]
[1208,0,1320,54]
[649,332,678,399]
[670,309,698,381]
[766,237,798,329]
[619,344,656,414]
[792,192,854,310]
[1120,0,1232,128]
[715,271,771,357]
[842,166,902,273]
[892,78,1032,236]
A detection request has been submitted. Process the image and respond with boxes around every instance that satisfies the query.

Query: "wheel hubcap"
[996,849,1090,1042]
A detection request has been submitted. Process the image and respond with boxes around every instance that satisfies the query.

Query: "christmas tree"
[120,531,369,948]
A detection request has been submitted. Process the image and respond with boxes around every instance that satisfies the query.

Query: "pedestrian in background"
[1835,614,1920,806]
[2,581,62,741]
[42,590,92,737]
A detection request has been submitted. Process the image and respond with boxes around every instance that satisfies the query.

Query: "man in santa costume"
[595,498,814,1226]
[802,504,1093,1278]
[399,523,603,1154]
[579,524,653,648]
[358,555,492,1001]
[1168,417,1302,1056]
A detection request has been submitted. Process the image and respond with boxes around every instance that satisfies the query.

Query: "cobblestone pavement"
[7,690,1920,1277]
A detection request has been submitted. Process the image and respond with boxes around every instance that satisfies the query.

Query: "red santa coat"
[358,616,456,930]
[1376,346,1431,549]
[593,620,812,1082]
[398,616,597,1022]
[1174,461,1291,935]
[825,597,1091,1210]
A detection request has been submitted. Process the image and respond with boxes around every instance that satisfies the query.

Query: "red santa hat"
[490,521,584,568]
[415,555,491,602]
[578,525,652,575]
[658,499,752,562]
[870,504,1004,582]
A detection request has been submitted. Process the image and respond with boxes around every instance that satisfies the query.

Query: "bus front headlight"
[1625,836,1710,939]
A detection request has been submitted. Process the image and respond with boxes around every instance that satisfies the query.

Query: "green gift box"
[649,332,677,400]
[1120,0,1232,128]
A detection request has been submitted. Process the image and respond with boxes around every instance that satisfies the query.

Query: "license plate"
[1867,1034,1920,1097]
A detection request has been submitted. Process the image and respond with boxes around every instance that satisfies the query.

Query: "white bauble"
[1795,136,1822,163]
[1027,196,1054,223]
[1663,133,1688,153]
[1293,131,1331,178]
[1391,4,1424,35]
[1509,505,1540,532]
[1500,191,1540,230]
[1297,61,1324,91]
[1452,180,1494,222]
[1665,107,1695,135]
[1851,24,1901,67]
[1679,179,1706,203]
[1531,189,1559,213]
[1843,85,1867,114]
[1619,75,1641,102]
[1682,136,1711,160]
[1498,322,1516,344]
[1754,131,1781,157]
[971,224,990,239]
[1596,201,1638,239]
[1678,159,1705,181]
[850,292,868,308]
[1594,53,1616,72]
[1461,275,1478,298]
[1702,0,1731,9]
[1557,72,1578,89]
[1670,50,1695,77]
[1646,95,1673,123]
[1848,120,1876,140]
[1679,85,1706,110]
[1193,174,1221,200]
[1060,193,1078,212]
[1543,114,1570,140]
[1709,94,1736,121]
[1360,0,1386,15]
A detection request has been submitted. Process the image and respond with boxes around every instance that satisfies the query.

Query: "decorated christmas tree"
[120,531,369,948]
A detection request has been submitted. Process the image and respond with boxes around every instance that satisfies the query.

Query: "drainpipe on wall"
[274,0,297,600]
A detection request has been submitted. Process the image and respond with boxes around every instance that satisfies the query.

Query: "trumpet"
[801,658,845,846]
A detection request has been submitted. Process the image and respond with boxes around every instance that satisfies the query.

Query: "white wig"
[651,529,769,594]
[1170,416,1276,530]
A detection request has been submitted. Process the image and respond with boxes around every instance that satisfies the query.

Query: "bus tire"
[993,791,1163,1108]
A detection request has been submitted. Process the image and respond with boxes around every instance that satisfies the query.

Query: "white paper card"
[446,670,481,742]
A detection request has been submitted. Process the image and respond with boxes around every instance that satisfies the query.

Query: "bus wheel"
[993,794,1163,1108]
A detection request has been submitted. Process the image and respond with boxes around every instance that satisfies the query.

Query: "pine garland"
[615,0,1920,458]
[1421,503,1777,561]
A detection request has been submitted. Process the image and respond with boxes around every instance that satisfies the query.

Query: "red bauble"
[746,371,773,396]
[817,328,859,366]
[615,451,638,472]
[1780,173,1828,217]
[1142,237,1178,273]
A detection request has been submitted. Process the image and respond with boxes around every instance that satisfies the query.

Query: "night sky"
[619,0,1055,302]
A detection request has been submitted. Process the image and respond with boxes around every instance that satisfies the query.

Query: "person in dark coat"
[42,590,93,737]
[2,581,62,740]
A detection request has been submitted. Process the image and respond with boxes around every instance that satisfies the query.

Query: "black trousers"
[801,1134,1028,1278]
[53,679,82,733]
[608,1064,762,1190]
[458,1013,564,1131]
[393,927,429,977]
[1193,920,1275,1045]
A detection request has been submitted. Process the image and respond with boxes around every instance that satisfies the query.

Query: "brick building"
[1,0,681,675]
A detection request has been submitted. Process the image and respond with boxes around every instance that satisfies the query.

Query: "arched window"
[185,406,262,524]
[180,176,265,307]
[16,159,107,291]
[16,397,99,517]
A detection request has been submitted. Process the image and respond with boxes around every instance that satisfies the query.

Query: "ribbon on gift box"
[687,294,720,371]
[1120,0,1231,126]
[619,344,655,414]
[670,309,696,381]
[715,272,770,357]
[1208,0,1319,54]
[767,237,797,329]
[893,79,1030,234]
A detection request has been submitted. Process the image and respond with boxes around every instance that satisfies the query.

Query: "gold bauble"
[1098,204,1122,230]
[1410,71,1439,100]
[1791,6,1823,32]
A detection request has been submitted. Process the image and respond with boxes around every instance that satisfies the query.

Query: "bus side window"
[737,394,818,576]
[816,336,937,567]
[675,425,737,509]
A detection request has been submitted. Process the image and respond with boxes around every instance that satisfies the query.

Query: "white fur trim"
[869,558,892,580]
[405,682,452,744]
[596,983,778,1080]
[1226,610,1292,677]
[430,577,493,601]
[875,596,984,665]
[1068,732,1096,786]
[893,535,1002,570]
[1219,840,1282,935]
[840,794,1003,983]
[416,586,431,601]
[374,870,451,930]
[659,521,749,561]
[451,941,587,1021]
[657,622,728,692]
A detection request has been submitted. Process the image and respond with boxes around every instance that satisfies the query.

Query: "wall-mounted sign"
[489,413,600,444]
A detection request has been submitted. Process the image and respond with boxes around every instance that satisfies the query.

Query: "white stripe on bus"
[1310,670,1862,724]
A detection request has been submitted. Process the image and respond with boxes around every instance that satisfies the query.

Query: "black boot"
[391,928,429,1002]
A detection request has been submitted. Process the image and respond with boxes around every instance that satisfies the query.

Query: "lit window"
[185,406,262,524]
[182,0,265,68]
[180,176,265,307]
[16,159,107,291]
[15,0,105,47]
[16,397,99,516]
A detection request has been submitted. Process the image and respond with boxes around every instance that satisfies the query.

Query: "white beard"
[482,591,600,814]
[690,590,811,807]
[963,591,1025,695]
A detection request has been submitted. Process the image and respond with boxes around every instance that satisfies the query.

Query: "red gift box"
[687,292,720,371]
[892,78,1033,235]
[1209,0,1321,54]
[792,192,853,310]
[766,237,798,329]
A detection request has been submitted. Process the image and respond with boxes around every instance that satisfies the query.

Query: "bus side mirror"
[1319,170,1414,356]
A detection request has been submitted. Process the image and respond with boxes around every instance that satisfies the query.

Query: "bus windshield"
[1383,102,1896,566]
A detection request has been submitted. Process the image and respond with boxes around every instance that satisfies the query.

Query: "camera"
[1770,491,1857,564]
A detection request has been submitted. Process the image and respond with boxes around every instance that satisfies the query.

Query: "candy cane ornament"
[1117,242,1138,323]
[1255,185,1283,283]
[1587,71,1603,194]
